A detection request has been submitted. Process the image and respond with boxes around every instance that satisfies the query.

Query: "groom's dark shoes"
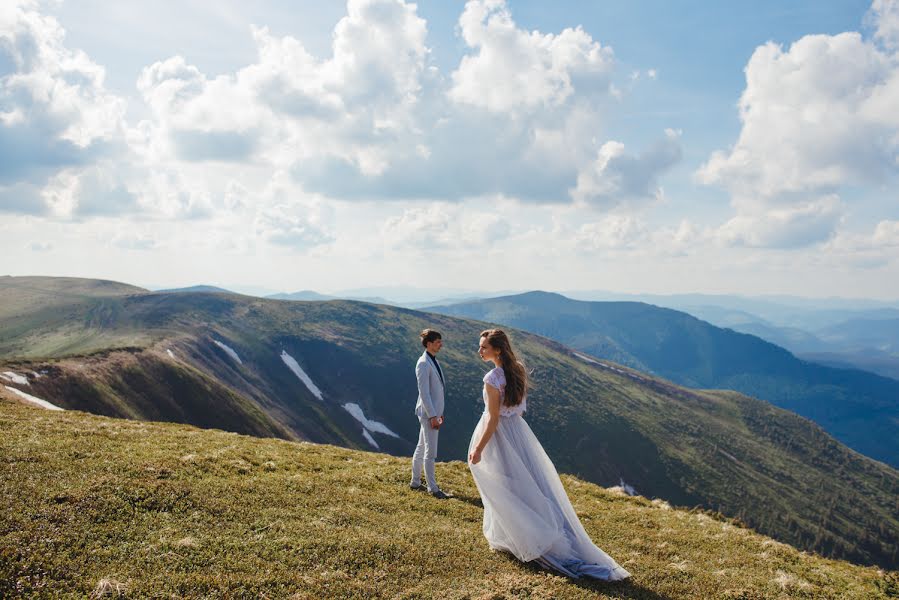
[431,490,451,500]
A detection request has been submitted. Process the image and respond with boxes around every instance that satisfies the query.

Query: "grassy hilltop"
[1,401,896,599]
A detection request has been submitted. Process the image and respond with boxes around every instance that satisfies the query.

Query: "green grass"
[1,402,896,599]
[0,277,156,358]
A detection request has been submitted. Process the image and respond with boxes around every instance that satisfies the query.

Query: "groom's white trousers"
[411,414,439,492]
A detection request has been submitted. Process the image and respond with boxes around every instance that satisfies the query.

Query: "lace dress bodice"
[483,367,527,417]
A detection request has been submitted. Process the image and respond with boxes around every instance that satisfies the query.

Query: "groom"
[411,328,450,499]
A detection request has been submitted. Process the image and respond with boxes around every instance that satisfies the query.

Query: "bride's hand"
[468,448,482,464]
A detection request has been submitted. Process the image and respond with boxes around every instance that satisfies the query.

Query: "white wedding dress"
[468,367,631,581]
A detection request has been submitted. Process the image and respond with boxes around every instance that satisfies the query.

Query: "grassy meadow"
[1,401,895,599]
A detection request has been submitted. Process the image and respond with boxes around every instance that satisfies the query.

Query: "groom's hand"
[429,416,441,429]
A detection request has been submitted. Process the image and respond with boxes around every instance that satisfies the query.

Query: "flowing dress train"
[468,367,631,580]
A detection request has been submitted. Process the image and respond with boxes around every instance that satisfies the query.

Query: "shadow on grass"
[512,555,672,600]
[450,491,483,508]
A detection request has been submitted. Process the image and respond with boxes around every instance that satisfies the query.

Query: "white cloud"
[42,165,138,218]
[0,0,124,191]
[381,202,515,251]
[873,219,899,245]
[821,218,899,268]
[571,129,682,210]
[253,174,333,250]
[697,33,898,196]
[869,0,899,49]
[576,214,648,250]
[698,6,899,248]
[287,0,627,205]
[382,205,454,249]
[449,0,613,113]
[716,196,842,248]
[136,0,428,175]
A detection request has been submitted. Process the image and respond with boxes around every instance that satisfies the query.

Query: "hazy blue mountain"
[723,321,825,354]
[430,291,899,468]
[157,285,237,295]
[565,290,899,330]
[266,290,337,301]
[816,318,899,352]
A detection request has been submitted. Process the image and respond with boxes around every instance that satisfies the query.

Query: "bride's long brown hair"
[481,329,528,407]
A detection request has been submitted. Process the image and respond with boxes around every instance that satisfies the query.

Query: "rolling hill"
[0,276,897,569]
[429,291,899,470]
[1,401,895,598]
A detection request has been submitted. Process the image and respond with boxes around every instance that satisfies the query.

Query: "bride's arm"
[469,385,501,465]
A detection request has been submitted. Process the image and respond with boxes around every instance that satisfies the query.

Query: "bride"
[467,329,631,581]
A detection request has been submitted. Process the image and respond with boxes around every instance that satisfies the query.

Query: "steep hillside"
[429,291,899,469]
[1,277,898,569]
[1,402,895,599]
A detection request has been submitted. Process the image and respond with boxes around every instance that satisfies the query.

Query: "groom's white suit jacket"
[415,350,445,418]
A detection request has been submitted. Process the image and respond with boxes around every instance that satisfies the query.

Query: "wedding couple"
[410,328,631,581]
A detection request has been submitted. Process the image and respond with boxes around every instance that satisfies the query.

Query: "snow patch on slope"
[343,403,399,438]
[362,429,379,449]
[213,340,243,364]
[608,477,640,497]
[574,352,636,377]
[1,372,29,386]
[4,386,63,411]
[280,350,323,400]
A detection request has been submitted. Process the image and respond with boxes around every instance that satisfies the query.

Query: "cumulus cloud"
[381,203,513,250]
[449,0,613,113]
[716,196,842,248]
[382,205,454,249]
[251,173,333,249]
[136,55,263,163]
[697,33,897,196]
[869,0,899,49]
[576,215,648,250]
[821,217,899,268]
[255,204,332,249]
[571,129,682,210]
[1,0,675,238]
[42,166,139,218]
[873,219,899,245]
[698,4,899,248]
[136,0,428,173]
[291,0,628,205]
[0,0,124,188]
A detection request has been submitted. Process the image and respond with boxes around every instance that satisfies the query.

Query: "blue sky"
[1,0,898,298]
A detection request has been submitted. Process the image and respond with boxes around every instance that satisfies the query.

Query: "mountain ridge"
[428,290,899,469]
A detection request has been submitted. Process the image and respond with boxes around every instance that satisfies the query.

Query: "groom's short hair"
[420,329,442,347]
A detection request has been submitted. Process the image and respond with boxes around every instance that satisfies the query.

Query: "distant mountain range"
[429,291,899,470]
[672,304,899,381]
[1,276,897,568]
[156,285,238,295]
